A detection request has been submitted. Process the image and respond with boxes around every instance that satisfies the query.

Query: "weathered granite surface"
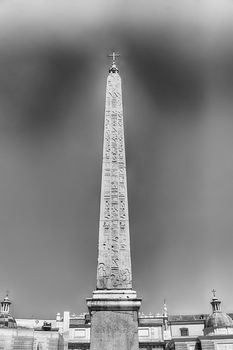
[97,66,132,290]
[87,58,141,350]
[89,309,139,350]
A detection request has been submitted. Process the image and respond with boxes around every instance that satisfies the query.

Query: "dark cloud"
[126,36,205,117]
[0,46,91,142]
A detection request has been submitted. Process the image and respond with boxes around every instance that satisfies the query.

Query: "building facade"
[67,294,233,350]
[2,291,233,350]
[0,293,64,349]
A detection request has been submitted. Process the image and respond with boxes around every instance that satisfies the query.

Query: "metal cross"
[108,51,120,64]
[212,289,216,298]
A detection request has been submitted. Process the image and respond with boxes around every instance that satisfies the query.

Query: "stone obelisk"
[86,53,141,350]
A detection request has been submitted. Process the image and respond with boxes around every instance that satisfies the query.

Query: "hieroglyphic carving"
[103,221,110,232]
[111,269,131,288]
[97,263,110,289]
[97,70,132,290]
[104,200,110,219]
[120,221,125,231]
[119,199,126,219]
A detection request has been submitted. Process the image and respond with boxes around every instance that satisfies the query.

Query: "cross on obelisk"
[87,53,141,350]
[108,51,120,64]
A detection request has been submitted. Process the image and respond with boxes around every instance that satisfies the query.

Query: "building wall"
[0,328,34,350]
[199,336,233,350]
[34,330,63,350]
[0,328,64,350]
[215,341,233,350]
[171,324,204,337]
[68,327,90,343]
[138,326,163,342]
[16,318,56,329]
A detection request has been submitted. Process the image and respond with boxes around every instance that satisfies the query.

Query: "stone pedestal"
[87,290,141,350]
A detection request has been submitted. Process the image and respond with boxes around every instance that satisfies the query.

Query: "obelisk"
[86,53,141,350]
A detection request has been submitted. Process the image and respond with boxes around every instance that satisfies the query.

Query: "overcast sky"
[0,0,233,319]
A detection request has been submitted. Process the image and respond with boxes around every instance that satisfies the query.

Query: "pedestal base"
[87,290,141,350]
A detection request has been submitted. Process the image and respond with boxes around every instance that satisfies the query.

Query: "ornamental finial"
[108,51,120,73]
[210,290,221,312]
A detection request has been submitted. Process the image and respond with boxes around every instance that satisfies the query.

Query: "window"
[138,328,149,337]
[74,329,86,338]
[180,328,189,336]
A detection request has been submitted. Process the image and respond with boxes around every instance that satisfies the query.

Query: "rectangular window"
[138,328,149,337]
[180,328,189,336]
[74,329,86,338]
